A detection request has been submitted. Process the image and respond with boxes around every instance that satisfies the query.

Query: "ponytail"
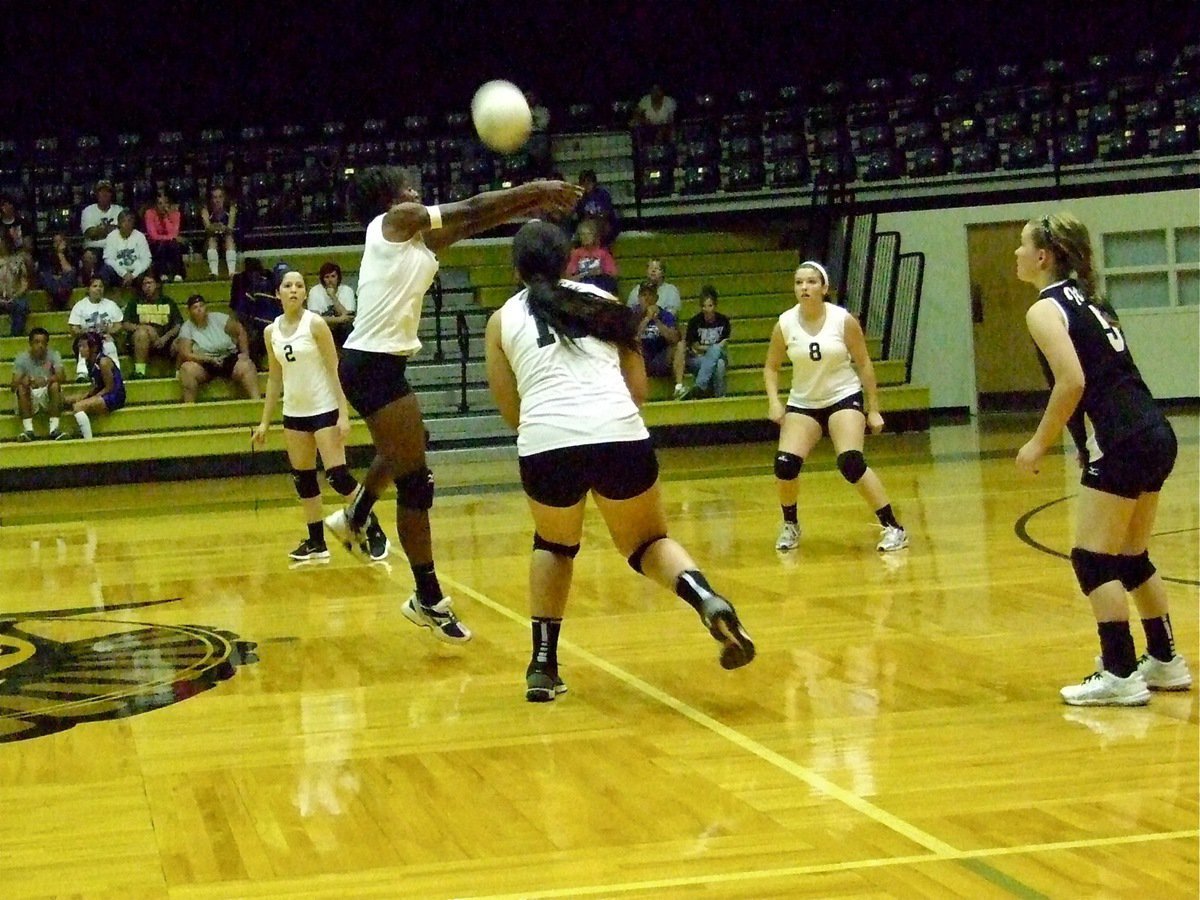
[525,278,639,352]
[1032,212,1105,306]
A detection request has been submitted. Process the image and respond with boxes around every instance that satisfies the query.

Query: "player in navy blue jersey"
[1015,212,1189,707]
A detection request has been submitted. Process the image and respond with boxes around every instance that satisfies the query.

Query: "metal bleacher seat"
[1006,136,1048,170]
[1156,121,1198,156]
[908,143,949,177]
[771,155,809,187]
[680,164,719,195]
[993,110,1030,142]
[1058,131,1098,165]
[861,148,903,181]
[725,160,765,191]
[956,139,998,173]
[1102,126,1150,160]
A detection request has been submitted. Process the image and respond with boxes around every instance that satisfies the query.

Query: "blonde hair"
[1028,212,1100,302]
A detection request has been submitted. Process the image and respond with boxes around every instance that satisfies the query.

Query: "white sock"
[21,417,32,432]
[207,248,219,275]
[74,410,93,439]
[48,416,59,432]
[225,250,237,275]
[76,355,88,379]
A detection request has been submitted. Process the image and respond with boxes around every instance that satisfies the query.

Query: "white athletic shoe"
[1137,653,1192,691]
[775,522,800,551]
[1061,669,1151,707]
[401,595,472,643]
[324,508,370,561]
[876,525,909,552]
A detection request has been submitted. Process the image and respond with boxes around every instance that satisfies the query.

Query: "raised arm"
[844,313,883,433]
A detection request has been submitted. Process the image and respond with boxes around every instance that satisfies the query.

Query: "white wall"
[876,189,1200,411]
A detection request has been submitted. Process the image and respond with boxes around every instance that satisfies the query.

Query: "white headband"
[798,260,829,285]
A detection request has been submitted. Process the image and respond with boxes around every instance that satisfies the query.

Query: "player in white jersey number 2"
[325,166,581,643]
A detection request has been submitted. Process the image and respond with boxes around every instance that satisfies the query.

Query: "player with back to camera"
[325,166,581,643]
[485,219,755,702]
[763,261,909,553]
[252,269,389,563]
[1014,211,1190,706]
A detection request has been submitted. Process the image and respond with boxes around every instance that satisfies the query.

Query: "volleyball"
[471,80,533,153]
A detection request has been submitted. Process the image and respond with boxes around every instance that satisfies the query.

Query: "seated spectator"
[570,169,620,248]
[672,285,731,399]
[78,246,101,288]
[68,332,126,440]
[0,230,31,336]
[634,280,679,378]
[1,193,36,262]
[68,276,123,380]
[100,209,152,289]
[307,261,356,346]
[176,294,259,403]
[143,190,186,282]
[12,327,66,441]
[229,257,270,320]
[123,272,183,378]
[80,179,123,253]
[201,185,239,277]
[566,220,619,295]
[38,231,77,311]
[626,258,681,314]
[631,83,677,142]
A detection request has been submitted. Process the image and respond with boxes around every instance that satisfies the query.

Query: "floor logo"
[0,597,258,743]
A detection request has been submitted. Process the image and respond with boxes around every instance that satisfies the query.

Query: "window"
[1102,227,1199,311]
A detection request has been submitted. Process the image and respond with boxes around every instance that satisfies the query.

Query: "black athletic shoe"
[289,538,331,561]
[699,595,756,670]
[525,663,568,702]
[364,512,391,561]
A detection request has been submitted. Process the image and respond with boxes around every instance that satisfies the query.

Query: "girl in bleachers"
[69,332,125,439]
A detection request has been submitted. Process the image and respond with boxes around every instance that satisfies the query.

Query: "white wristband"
[425,205,443,230]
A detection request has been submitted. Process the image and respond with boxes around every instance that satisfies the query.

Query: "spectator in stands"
[571,169,620,248]
[80,179,123,253]
[100,209,152,289]
[0,193,35,259]
[176,294,259,403]
[144,189,186,282]
[307,261,356,346]
[672,285,731,399]
[68,276,123,380]
[68,332,125,440]
[229,256,270,320]
[201,185,239,278]
[12,327,66,441]
[566,220,619,295]
[625,258,680,314]
[38,231,77,311]
[0,230,31,336]
[526,91,552,174]
[123,271,183,378]
[631,83,677,141]
[635,280,679,379]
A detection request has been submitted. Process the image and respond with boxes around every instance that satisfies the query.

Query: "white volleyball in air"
[471,80,533,153]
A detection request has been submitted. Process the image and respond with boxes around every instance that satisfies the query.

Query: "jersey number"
[808,342,822,361]
[283,344,295,362]
[1086,306,1126,352]
[534,316,557,348]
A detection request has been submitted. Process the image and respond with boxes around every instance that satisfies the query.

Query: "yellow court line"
[441,575,960,858]
[456,831,1197,900]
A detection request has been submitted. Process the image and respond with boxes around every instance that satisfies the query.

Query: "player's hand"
[767,399,785,424]
[866,410,884,434]
[1015,439,1044,475]
[535,180,583,215]
[250,423,268,446]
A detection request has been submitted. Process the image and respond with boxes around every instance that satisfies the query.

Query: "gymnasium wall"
[875,189,1200,411]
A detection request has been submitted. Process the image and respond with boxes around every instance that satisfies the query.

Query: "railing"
[430,274,446,362]
[455,312,471,413]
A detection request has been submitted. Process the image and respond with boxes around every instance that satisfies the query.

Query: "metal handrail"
[455,312,470,413]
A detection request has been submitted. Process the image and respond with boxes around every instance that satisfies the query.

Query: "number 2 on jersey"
[283,344,296,362]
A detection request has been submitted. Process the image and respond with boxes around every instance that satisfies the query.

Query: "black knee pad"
[292,468,320,500]
[325,464,357,497]
[836,449,867,484]
[394,467,434,510]
[1119,551,1156,592]
[1070,547,1124,595]
[628,534,667,574]
[774,451,803,481]
[533,533,580,558]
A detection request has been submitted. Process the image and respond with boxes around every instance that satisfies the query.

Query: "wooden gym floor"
[0,412,1195,899]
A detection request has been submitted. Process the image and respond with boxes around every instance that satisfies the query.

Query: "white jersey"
[779,302,862,409]
[499,280,648,456]
[344,214,438,355]
[271,310,339,418]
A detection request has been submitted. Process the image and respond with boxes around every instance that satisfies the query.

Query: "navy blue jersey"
[1034,279,1162,460]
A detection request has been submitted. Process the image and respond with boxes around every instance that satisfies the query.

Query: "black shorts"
[1081,421,1177,500]
[200,354,238,379]
[339,348,413,418]
[519,438,659,508]
[786,391,865,436]
[283,408,340,433]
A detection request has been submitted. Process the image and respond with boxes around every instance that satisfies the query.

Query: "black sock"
[412,562,442,606]
[782,504,798,525]
[348,486,378,530]
[876,504,899,528]
[1098,621,1137,678]
[530,617,562,671]
[307,521,325,547]
[675,569,716,615]
[1141,615,1176,662]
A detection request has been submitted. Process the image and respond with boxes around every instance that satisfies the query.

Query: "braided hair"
[513,220,638,351]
